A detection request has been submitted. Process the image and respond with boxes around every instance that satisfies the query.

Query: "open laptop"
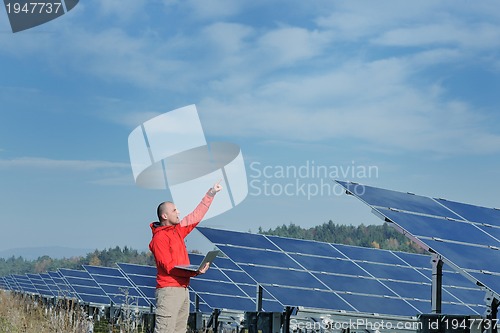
[175,250,220,272]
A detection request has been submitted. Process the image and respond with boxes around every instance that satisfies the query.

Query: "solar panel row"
[0,255,271,314]
[0,222,492,320]
[197,226,487,317]
[335,180,500,304]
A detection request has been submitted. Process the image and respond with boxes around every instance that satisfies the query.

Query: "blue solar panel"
[380,209,500,248]
[26,273,54,297]
[264,286,354,312]
[116,263,157,307]
[117,255,284,313]
[12,274,37,294]
[195,227,279,250]
[0,277,8,290]
[238,264,326,290]
[335,180,500,304]
[216,245,302,269]
[58,268,111,305]
[289,253,369,276]
[40,273,60,296]
[198,227,486,317]
[267,235,340,257]
[5,275,20,292]
[336,180,462,219]
[333,243,407,266]
[423,239,500,275]
[341,293,419,316]
[355,261,429,283]
[189,253,271,312]
[48,271,76,298]
[436,198,500,227]
[83,265,150,308]
[393,251,432,269]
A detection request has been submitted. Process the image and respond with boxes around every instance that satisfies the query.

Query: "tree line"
[259,220,424,254]
[0,246,155,276]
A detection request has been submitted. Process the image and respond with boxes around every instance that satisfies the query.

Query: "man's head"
[157,201,180,226]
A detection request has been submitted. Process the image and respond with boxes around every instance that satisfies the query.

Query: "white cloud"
[166,0,245,20]
[0,157,129,170]
[202,22,253,55]
[315,1,439,40]
[2,1,499,157]
[373,22,500,50]
[200,54,500,155]
[94,0,147,21]
[256,27,330,67]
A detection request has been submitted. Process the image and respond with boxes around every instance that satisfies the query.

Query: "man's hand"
[213,179,223,192]
[197,262,210,275]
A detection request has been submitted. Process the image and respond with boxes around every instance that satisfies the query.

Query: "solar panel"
[116,263,157,308]
[4,275,19,292]
[83,265,150,308]
[12,274,38,294]
[48,270,77,299]
[39,273,60,296]
[380,209,500,248]
[0,276,8,290]
[436,198,500,227]
[197,226,486,317]
[26,273,54,298]
[188,253,281,312]
[58,268,111,306]
[335,180,500,308]
[117,257,279,314]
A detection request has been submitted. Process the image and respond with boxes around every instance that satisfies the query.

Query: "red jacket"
[149,191,214,288]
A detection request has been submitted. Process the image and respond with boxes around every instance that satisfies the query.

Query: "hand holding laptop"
[197,262,210,275]
[175,250,220,273]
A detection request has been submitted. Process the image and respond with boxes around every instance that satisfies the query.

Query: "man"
[149,180,222,333]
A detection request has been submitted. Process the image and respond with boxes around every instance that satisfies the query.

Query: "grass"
[0,290,226,332]
[0,290,95,333]
[0,290,153,333]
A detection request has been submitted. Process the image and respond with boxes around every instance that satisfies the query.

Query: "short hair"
[157,201,172,221]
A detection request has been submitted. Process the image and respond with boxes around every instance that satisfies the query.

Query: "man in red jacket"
[149,180,222,333]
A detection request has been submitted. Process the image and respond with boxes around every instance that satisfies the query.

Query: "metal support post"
[484,291,499,333]
[282,306,294,333]
[431,253,443,314]
[256,284,263,312]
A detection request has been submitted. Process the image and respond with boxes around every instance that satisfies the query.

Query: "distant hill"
[0,246,94,260]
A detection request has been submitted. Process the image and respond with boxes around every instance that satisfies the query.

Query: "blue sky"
[1,0,500,254]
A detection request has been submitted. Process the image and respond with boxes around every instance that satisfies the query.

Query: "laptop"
[175,250,220,272]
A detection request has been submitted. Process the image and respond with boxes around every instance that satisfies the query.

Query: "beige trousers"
[154,287,190,333]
